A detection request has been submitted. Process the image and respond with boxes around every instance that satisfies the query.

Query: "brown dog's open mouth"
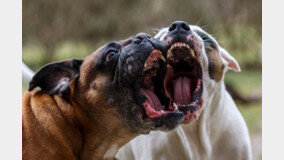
[164,42,203,123]
[139,49,171,118]
[139,42,203,122]
[139,48,186,120]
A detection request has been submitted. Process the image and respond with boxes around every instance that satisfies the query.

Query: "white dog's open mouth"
[164,42,203,123]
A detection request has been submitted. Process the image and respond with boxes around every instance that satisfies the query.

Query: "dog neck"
[70,94,137,160]
[180,81,230,156]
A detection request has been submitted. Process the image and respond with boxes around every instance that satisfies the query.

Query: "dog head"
[154,21,241,124]
[29,33,184,134]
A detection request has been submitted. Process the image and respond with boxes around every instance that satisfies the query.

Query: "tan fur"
[205,47,224,82]
[23,46,137,160]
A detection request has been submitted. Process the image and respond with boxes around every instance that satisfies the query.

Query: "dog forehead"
[80,37,132,72]
[83,47,102,68]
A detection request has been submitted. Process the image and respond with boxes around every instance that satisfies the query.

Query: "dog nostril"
[169,24,176,32]
[182,23,190,31]
[169,21,190,33]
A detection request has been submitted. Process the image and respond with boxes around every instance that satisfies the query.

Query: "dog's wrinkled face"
[29,33,184,134]
[154,21,241,124]
[114,33,184,132]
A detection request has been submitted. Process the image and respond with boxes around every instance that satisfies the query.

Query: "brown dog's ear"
[29,59,83,96]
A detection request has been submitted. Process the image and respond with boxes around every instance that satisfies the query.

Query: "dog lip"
[167,42,195,59]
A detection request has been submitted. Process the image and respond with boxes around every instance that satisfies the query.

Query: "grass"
[239,102,262,133]
[225,70,262,133]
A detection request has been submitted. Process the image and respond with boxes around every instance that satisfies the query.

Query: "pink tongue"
[173,77,191,105]
[140,89,163,111]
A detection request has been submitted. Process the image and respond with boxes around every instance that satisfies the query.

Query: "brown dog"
[22,33,184,160]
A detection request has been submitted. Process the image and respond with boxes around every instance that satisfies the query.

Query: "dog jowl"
[23,33,184,159]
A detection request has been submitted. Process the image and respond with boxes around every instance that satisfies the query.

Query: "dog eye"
[106,50,118,61]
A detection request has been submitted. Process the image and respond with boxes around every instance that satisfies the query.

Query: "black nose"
[168,21,190,33]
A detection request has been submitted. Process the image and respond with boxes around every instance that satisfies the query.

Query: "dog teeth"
[170,42,190,51]
[173,103,178,111]
[189,49,195,57]
[160,56,166,62]
[167,49,172,58]
[160,110,165,113]
[168,42,195,59]
[144,63,147,68]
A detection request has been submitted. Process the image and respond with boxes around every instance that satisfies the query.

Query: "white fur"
[22,62,34,85]
[103,144,118,159]
[117,25,252,160]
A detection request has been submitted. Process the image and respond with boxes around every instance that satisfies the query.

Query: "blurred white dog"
[22,62,34,85]
[117,21,252,160]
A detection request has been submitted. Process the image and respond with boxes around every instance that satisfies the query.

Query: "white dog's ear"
[219,48,241,72]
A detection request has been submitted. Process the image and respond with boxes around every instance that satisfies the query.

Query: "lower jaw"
[180,98,203,124]
[183,109,201,124]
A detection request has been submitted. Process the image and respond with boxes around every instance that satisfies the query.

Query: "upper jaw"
[160,31,204,124]
[163,33,201,61]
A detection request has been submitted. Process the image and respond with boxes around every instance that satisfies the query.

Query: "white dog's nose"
[168,21,190,33]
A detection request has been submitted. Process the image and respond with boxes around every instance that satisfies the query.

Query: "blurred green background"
[22,0,262,159]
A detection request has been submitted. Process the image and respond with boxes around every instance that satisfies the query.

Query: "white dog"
[22,62,34,85]
[117,21,252,160]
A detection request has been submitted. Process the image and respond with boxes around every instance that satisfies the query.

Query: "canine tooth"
[161,110,165,113]
[186,44,189,48]
[144,63,147,68]
[190,49,195,57]
[173,103,178,110]
[160,56,166,62]
[167,50,172,58]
